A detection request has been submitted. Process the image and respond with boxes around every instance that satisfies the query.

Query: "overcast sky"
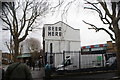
[42,0,112,46]
[1,0,119,52]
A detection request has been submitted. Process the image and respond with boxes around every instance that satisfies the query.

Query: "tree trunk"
[114,23,120,76]
[116,36,120,76]
[13,37,19,61]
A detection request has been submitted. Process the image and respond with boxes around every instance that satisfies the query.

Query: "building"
[2,52,13,64]
[43,21,81,69]
[81,41,117,60]
[106,41,117,59]
[43,21,80,53]
[81,44,107,54]
[106,41,117,53]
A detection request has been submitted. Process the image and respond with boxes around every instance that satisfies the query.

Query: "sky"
[1,0,118,52]
[42,0,112,46]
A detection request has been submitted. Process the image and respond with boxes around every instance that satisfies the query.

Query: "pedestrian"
[32,60,35,70]
[29,60,32,70]
[26,60,30,68]
[1,68,5,80]
[4,58,33,80]
[38,60,41,70]
[45,62,51,80]
[45,62,51,70]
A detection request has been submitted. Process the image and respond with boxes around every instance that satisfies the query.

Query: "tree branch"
[50,0,64,11]
[5,42,11,54]
[98,1,113,20]
[83,20,115,41]
[112,2,117,18]
[117,2,120,21]
[84,0,115,34]
[1,6,13,36]
[11,3,19,33]
[2,2,13,17]
[18,1,29,36]
[19,0,48,42]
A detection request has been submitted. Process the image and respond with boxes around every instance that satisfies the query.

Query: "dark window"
[48,26,51,31]
[55,32,58,36]
[48,32,51,36]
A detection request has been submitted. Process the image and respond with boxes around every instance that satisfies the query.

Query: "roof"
[44,21,80,30]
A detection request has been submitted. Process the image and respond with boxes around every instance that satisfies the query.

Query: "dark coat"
[4,62,33,80]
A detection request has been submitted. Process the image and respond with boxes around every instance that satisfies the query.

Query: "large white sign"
[47,26,62,36]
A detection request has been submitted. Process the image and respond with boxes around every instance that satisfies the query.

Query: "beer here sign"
[47,26,62,36]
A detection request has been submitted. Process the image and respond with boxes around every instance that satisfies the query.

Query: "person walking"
[4,58,33,80]
[32,60,35,71]
[45,62,51,80]
[38,60,41,70]
[1,68,5,80]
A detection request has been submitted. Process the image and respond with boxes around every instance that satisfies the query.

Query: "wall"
[44,21,81,53]
[44,21,81,68]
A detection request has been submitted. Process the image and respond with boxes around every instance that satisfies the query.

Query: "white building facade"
[43,21,81,69]
[44,21,80,53]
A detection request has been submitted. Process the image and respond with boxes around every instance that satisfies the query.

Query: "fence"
[45,50,106,70]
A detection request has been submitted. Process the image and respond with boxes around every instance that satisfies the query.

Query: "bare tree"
[25,38,41,52]
[0,0,49,61]
[5,41,14,55]
[22,38,41,60]
[83,0,120,75]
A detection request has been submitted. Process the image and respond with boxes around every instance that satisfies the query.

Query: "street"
[51,72,118,80]
[31,67,45,80]
[2,64,120,80]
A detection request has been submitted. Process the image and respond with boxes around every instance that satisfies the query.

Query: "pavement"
[31,67,45,80]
